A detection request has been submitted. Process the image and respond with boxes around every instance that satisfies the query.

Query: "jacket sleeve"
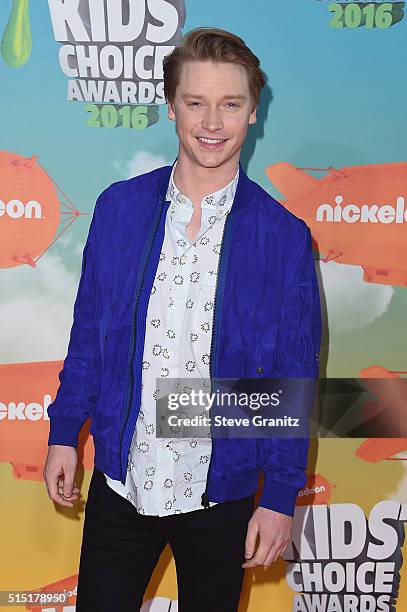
[47,191,105,448]
[257,224,322,516]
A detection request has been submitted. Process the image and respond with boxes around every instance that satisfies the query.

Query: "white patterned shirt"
[104,161,239,515]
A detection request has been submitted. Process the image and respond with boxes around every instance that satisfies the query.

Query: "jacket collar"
[157,157,255,218]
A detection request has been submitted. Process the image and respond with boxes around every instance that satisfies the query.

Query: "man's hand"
[242,506,292,568]
[43,445,80,507]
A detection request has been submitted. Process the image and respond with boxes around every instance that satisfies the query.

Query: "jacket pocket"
[255,322,278,376]
[257,345,276,377]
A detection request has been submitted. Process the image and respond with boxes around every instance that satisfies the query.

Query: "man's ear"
[249,106,257,125]
[168,100,176,121]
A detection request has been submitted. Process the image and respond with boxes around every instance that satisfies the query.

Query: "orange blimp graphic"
[266,162,407,286]
[26,574,78,612]
[0,150,81,268]
[356,365,407,463]
[0,361,95,481]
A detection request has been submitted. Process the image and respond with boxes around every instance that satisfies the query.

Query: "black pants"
[76,466,255,612]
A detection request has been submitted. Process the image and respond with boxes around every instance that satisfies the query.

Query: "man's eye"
[226,102,239,108]
[188,101,201,106]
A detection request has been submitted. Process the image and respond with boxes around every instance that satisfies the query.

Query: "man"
[44,27,321,612]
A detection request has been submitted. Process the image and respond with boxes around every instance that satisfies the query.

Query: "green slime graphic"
[1,0,32,67]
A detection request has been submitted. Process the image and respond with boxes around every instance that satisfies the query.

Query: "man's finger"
[62,469,75,497]
[47,471,60,501]
[46,473,76,507]
[52,493,76,507]
[244,520,259,560]
[242,542,270,568]
[262,543,284,566]
[58,485,80,500]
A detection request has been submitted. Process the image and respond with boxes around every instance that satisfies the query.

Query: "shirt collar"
[166,160,239,214]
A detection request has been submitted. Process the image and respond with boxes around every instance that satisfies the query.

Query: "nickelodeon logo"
[0,395,51,420]
[0,198,42,219]
[316,195,406,224]
[296,474,333,505]
[297,484,326,498]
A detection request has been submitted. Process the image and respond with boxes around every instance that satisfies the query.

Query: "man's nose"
[201,106,224,131]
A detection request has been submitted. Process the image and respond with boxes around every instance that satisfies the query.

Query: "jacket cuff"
[258,476,300,517]
[47,415,84,448]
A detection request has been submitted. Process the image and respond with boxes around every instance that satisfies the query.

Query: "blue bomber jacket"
[47,159,322,517]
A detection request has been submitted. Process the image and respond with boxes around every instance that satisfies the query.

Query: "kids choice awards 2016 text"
[48,0,185,104]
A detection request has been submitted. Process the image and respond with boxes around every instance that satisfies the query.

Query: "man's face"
[167,60,257,169]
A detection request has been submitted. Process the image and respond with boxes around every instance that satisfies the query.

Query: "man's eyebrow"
[181,94,247,100]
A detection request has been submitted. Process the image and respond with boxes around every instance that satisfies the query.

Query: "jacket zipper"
[201,211,233,509]
[118,195,167,484]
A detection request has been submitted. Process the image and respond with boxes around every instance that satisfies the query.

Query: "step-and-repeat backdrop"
[1,1,406,611]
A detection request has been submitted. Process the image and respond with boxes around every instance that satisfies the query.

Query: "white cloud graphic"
[115,150,170,179]
[0,250,81,364]
[319,261,394,333]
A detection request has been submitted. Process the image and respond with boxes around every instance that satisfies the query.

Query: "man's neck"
[173,154,239,209]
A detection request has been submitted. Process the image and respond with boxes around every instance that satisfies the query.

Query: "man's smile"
[196,136,228,148]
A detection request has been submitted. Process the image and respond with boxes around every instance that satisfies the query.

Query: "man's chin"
[192,151,233,169]
[196,159,225,168]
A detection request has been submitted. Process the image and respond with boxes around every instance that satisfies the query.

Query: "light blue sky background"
[1,1,406,374]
